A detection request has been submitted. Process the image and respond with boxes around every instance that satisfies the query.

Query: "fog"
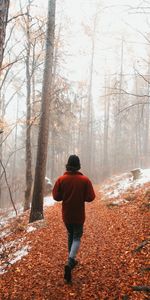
[1,0,150,209]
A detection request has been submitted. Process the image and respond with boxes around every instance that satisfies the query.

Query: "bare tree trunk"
[48,20,61,182]
[144,102,150,167]
[0,0,9,69]
[0,0,9,204]
[0,91,3,205]
[0,85,5,206]
[113,38,124,173]
[0,159,17,215]
[78,95,83,155]
[103,76,110,178]
[86,16,96,176]
[143,63,150,167]
[134,72,140,167]
[29,0,56,223]
[11,94,19,200]
[24,2,33,211]
[50,128,55,181]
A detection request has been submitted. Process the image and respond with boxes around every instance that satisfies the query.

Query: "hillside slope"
[0,183,150,300]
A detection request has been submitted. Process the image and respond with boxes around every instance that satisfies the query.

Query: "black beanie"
[66,155,81,171]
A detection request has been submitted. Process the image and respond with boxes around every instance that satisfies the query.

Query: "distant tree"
[82,12,98,177]
[24,0,33,211]
[0,0,10,69]
[0,0,10,203]
[102,76,110,179]
[29,0,56,222]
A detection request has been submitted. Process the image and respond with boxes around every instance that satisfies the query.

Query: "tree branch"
[103,87,150,98]
[134,67,150,85]
[123,21,150,44]
[8,13,28,23]
[0,160,17,216]
[132,286,150,292]
[0,125,16,146]
[133,239,150,252]
[1,58,23,72]
[117,102,150,115]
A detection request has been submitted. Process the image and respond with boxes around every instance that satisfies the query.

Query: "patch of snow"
[101,168,150,199]
[141,168,150,176]
[0,207,23,227]
[45,176,52,185]
[0,228,11,238]
[26,225,36,233]
[105,178,131,198]
[0,237,26,253]
[0,265,9,275]
[0,195,56,229]
[0,237,31,275]
[136,168,150,184]
[44,196,56,207]
[0,213,14,227]
[0,245,30,275]
[9,245,30,265]
[111,199,128,206]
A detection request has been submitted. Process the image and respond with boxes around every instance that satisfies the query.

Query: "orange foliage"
[0,184,149,299]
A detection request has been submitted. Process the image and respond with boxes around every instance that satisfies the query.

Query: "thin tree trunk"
[134,72,140,167]
[103,76,110,178]
[50,128,55,181]
[0,83,5,206]
[0,0,10,69]
[86,17,96,176]
[78,95,83,155]
[11,94,19,200]
[0,159,17,215]
[29,0,56,223]
[113,38,124,173]
[143,63,150,167]
[24,2,33,211]
[48,19,61,182]
[0,91,3,205]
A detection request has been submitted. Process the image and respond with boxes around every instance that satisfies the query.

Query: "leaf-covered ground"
[0,184,150,300]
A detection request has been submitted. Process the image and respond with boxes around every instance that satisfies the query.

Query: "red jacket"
[52,171,95,224]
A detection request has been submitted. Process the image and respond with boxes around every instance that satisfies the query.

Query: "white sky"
[56,0,150,85]
[6,0,150,120]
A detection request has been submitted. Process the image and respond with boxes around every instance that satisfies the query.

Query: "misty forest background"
[1,0,150,214]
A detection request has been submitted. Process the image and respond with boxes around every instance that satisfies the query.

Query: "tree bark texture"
[0,0,9,69]
[29,0,56,222]
[24,3,33,211]
[113,39,124,173]
[103,79,110,179]
[86,16,96,176]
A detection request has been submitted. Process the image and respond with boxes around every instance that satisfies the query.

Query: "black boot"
[64,265,72,283]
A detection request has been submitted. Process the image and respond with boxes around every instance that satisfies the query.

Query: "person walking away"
[52,155,95,283]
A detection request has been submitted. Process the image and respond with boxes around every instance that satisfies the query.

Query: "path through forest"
[0,186,149,300]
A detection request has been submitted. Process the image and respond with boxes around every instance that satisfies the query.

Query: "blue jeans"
[65,224,83,257]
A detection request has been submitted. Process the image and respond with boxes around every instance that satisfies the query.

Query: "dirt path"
[0,188,149,299]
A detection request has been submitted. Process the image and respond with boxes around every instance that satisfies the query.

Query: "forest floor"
[0,180,150,300]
